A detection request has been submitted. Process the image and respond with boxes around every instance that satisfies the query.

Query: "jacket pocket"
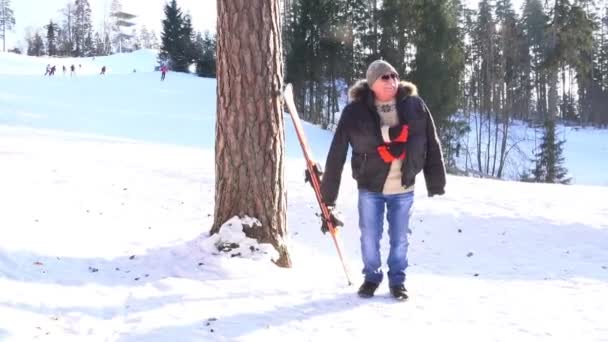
[351,152,367,180]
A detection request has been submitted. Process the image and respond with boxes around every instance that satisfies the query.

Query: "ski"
[283,83,353,286]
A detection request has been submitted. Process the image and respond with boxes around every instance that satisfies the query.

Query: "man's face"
[371,73,399,101]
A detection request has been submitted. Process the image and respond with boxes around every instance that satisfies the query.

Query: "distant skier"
[62,65,67,75]
[100,66,106,75]
[70,64,75,77]
[49,65,56,76]
[160,64,168,81]
[44,64,51,76]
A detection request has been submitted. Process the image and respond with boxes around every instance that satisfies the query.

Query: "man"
[320,60,446,301]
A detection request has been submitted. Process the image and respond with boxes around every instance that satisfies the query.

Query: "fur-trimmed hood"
[348,79,418,104]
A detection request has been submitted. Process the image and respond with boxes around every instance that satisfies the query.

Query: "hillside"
[0,51,606,342]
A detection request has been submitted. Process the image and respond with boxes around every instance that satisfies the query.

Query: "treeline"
[22,0,160,57]
[283,0,608,127]
[282,0,608,184]
[17,0,218,79]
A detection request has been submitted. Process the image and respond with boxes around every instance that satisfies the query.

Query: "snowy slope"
[0,51,607,342]
[0,49,160,75]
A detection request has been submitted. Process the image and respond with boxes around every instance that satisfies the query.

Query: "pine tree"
[0,0,16,52]
[408,0,464,168]
[130,28,140,50]
[84,32,94,56]
[94,32,104,55]
[180,14,196,66]
[378,0,403,70]
[494,0,526,177]
[59,2,75,56]
[214,0,291,267]
[149,30,160,49]
[45,20,59,56]
[103,32,112,55]
[195,31,216,78]
[521,0,548,120]
[159,0,194,72]
[140,25,151,49]
[344,0,374,81]
[592,5,608,126]
[27,31,45,56]
[73,0,93,56]
[159,0,183,66]
[567,4,596,124]
[531,119,570,184]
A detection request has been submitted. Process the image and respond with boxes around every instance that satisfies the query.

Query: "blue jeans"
[358,189,414,287]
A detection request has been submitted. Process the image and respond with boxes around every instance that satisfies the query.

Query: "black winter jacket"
[320,80,446,206]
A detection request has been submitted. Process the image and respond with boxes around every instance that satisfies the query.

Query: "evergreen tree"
[544,0,595,122]
[284,0,362,126]
[27,32,45,56]
[592,5,608,126]
[59,2,75,56]
[159,0,194,72]
[195,31,216,78]
[345,0,374,80]
[521,0,548,119]
[45,20,59,56]
[494,0,526,177]
[84,32,94,56]
[73,0,93,56]
[409,0,464,168]
[94,32,104,55]
[0,0,16,52]
[180,14,196,65]
[530,119,570,184]
[378,0,405,71]
[567,4,596,124]
[140,25,151,49]
[103,32,112,55]
[130,28,140,50]
[149,30,160,49]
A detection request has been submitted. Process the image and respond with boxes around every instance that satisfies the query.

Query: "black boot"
[357,281,379,298]
[390,285,408,301]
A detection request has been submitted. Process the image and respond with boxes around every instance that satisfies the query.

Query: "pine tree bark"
[213,0,291,267]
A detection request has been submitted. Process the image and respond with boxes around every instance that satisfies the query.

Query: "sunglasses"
[381,73,399,80]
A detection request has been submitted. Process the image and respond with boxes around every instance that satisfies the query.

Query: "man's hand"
[321,208,343,234]
[305,163,324,184]
[428,187,445,197]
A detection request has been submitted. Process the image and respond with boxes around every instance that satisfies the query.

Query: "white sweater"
[375,99,414,195]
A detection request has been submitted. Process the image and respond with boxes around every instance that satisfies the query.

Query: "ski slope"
[0,51,607,342]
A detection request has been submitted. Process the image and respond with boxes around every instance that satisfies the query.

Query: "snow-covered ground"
[0,51,607,342]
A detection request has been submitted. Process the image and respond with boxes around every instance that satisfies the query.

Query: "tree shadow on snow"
[119,292,366,342]
[0,236,244,287]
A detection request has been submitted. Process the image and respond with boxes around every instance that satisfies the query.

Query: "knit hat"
[366,60,398,87]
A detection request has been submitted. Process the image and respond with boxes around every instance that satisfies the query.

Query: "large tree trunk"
[213,0,291,267]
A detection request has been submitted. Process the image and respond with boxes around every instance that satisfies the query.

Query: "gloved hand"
[320,208,343,234]
[428,187,445,197]
[305,163,324,185]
